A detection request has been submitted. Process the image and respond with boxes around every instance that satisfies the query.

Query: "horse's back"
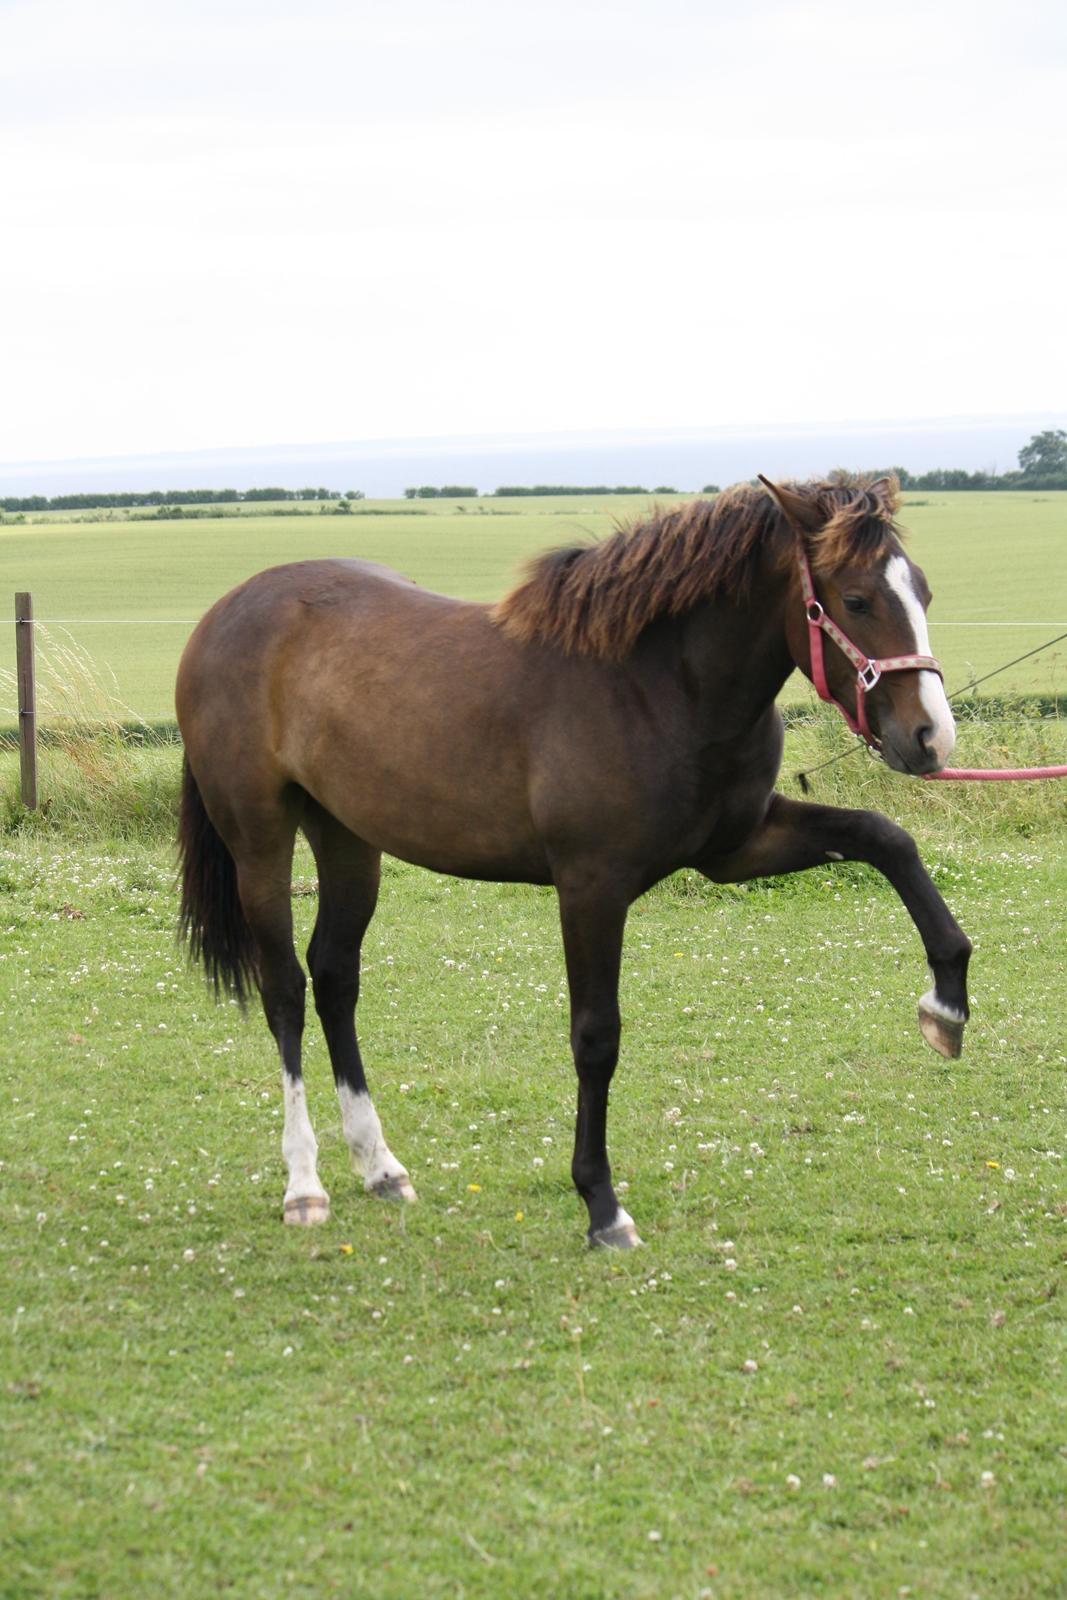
[176,559,551,878]
[178,558,461,708]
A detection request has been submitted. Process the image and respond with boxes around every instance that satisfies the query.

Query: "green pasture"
[1,725,1066,1597]
[1,492,1065,728]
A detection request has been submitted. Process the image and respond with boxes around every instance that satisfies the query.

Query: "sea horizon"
[1,412,1061,500]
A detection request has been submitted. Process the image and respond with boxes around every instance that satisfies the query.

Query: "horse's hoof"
[918,998,965,1059]
[589,1208,643,1250]
[368,1172,417,1203]
[284,1194,330,1226]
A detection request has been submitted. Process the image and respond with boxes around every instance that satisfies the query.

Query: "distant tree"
[403,487,418,499]
[1018,429,1067,477]
[439,484,477,498]
[653,485,677,494]
[701,483,721,495]
[415,486,440,498]
[335,497,352,513]
[345,490,365,501]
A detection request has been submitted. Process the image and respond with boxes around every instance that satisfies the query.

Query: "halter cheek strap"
[796,544,942,748]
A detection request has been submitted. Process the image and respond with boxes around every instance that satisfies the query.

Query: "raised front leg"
[699,794,972,1058]
[557,879,640,1247]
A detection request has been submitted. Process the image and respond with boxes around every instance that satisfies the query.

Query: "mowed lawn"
[1,742,1065,1598]
[1,492,1065,725]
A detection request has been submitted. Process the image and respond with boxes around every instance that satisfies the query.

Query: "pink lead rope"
[924,764,1067,780]
[797,544,1067,783]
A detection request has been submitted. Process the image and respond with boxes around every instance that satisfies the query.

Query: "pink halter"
[797,543,943,749]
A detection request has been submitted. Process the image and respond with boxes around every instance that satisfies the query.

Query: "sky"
[2,0,1064,468]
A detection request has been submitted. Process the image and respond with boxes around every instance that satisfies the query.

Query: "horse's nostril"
[915,724,934,753]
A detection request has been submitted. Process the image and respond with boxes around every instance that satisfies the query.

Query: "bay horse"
[176,475,971,1247]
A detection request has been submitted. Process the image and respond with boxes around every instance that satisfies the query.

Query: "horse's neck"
[673,582,795,734]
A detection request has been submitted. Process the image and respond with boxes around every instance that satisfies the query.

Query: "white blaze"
[884,554,955,765]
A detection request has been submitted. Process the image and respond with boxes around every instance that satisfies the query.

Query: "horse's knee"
[854,808,914,858]
[571,1010,620,1078]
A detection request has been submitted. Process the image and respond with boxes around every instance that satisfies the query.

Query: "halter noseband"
[796,543,943,749]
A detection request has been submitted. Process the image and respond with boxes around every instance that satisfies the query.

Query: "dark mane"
[490,475,901,660]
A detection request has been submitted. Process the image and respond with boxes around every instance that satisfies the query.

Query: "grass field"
[2,492,1065,727]
[1,723,1065,1598]
[1,493,1065,1596]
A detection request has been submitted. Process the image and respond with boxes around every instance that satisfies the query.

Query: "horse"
[175,474,971,1247]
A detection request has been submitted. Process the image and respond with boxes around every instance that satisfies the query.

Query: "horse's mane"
[490,474,901,660]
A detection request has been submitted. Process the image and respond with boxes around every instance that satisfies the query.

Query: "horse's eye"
[843,596,869,615]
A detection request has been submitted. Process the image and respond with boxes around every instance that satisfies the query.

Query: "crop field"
[1,491,1065,1597]
[1,491,1065,727]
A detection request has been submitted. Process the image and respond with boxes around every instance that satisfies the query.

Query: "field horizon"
[2,491,1065,731]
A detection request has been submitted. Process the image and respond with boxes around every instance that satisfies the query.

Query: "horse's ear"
[867,475,899,513]
[757,475,823,534]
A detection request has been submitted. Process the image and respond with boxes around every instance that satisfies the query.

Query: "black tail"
[178,757,257,1004]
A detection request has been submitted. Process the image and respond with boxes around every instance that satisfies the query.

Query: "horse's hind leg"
[230,804,330,1225]
[303,804,416,1203]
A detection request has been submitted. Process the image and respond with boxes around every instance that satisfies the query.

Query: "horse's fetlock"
[571,1154,608,1197]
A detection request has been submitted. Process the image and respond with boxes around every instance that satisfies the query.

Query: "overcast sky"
[2,0,1064,465]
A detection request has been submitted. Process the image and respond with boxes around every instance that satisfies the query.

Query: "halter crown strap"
[796,543,942,747]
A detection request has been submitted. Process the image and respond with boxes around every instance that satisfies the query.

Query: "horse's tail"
[178,756,257,1005]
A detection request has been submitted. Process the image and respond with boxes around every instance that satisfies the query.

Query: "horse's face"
[813,543,956,774]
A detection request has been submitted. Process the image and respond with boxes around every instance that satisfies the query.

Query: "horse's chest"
[682,729,782,856]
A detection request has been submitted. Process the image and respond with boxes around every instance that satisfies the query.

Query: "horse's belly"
[290,733,551,884]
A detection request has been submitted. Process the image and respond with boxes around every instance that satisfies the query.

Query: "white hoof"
[367,1171,417,1203]
[918,993,965,1059]
[283,1193,330,1225]
[589,1206,643,1249]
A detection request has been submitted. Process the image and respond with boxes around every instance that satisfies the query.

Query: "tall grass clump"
[781,700,1066,840]
[0,627,181,839]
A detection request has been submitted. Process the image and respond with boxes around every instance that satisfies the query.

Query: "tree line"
[875,432,1067,491]
[0,487,366,512]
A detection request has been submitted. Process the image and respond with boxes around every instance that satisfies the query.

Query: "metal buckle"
[859,661,881,691]
[806,600,824,623]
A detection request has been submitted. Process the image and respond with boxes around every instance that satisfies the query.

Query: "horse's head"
[761,476,956,775]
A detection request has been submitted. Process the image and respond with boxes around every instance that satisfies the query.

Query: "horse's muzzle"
[880,722,952,777]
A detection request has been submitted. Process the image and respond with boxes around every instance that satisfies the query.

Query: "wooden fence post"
[15,592,37,809]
